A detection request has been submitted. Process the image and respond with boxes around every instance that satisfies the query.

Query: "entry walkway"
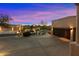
[0,33,69,56]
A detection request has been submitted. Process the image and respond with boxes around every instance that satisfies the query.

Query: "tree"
[0,14,13,27]
[0,14,12,23]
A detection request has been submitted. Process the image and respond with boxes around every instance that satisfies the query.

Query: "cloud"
[10,8,76,24]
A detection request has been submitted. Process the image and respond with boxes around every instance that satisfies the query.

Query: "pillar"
[70,3,79,56]
[76,4,79,43]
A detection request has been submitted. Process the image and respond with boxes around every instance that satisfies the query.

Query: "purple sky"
[0,3,76,25]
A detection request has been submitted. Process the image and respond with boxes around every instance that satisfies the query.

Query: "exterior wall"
[0,26,11,32]
[0,25,19,34]
[53,16,76,28]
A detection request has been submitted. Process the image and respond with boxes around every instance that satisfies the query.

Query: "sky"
[0,3,76,25]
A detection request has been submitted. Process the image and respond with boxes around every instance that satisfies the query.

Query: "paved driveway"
[0,34,69,56]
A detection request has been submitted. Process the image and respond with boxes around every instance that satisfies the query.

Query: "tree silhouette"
[0,14,13,27]
[0,14,12,23]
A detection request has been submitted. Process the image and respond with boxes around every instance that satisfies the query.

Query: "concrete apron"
[70,42,79,56]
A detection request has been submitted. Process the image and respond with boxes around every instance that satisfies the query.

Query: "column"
[70,3,79,56]
[76,4,79,44]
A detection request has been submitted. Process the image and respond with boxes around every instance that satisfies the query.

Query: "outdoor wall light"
[70,26,74,41]
[11,27,14,31]
[0,26,2,32]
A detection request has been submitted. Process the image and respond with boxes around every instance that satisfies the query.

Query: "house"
[52,16,76,41]
[0,23,22,35]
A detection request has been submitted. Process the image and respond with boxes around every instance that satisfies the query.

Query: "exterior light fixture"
[11,27,14,31]
[70,26,74,41]
[0,26,2,32]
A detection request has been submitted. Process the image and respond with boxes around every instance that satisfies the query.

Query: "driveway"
[0,34,69,56]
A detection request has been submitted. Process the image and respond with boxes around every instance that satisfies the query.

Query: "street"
[0,33,69,56]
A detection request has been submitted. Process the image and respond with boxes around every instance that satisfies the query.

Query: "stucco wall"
[52,16,76,28]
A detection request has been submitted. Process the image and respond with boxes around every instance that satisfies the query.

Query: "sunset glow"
[0,3,76,25]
